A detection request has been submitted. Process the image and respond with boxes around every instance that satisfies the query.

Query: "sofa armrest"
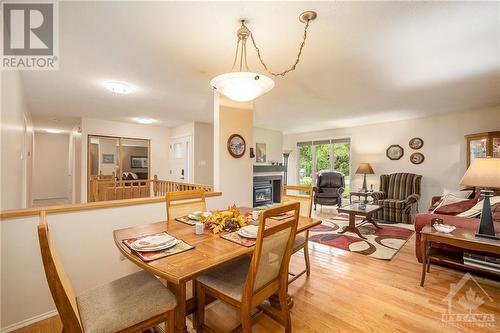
[406,194,420,205]
[371,191,386,201]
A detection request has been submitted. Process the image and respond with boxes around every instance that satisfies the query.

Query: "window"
[297,139,351,197]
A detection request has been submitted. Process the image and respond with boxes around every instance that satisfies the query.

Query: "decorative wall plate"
[409,137,424,150]
[410,152,425,164]
[227,134,246,158]
[386,145,404,160]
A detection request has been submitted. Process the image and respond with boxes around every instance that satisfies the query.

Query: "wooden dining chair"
[166,189,207,220]
[195,202,300,333]
[281,185,313,284]
[37,211,177,333]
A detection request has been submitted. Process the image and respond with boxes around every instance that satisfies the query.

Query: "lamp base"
[475,232,499,240]
[474,189,498,240]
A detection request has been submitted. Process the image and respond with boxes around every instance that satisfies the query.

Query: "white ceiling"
[21,1,500,134]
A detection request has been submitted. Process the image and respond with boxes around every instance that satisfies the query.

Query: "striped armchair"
[371,173,422,224]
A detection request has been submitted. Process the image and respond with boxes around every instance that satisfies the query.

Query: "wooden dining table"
[113,207,321,333]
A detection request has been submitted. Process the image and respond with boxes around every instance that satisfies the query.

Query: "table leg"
[167,281,187,333]
[339,213,367,239]
[366,213,382,229]
[420,237,427,287]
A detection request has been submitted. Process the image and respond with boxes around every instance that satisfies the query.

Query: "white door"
[169,136,191,182]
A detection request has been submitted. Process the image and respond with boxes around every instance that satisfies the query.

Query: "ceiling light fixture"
[45,129,62,134]
[210,11,317,102]
[104,81,132,94]
[133,118,156,124]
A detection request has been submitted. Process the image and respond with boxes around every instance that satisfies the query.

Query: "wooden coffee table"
[337,203,383,239]
[420,225,500,286]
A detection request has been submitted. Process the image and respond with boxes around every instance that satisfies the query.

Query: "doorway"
[169,136,191,182]
[297,138,351,197]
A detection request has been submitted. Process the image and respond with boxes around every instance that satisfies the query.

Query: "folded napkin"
[133,234,175,249]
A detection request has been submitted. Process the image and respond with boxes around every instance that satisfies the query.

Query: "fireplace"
[253,175,282,207]
[253,183,273,206]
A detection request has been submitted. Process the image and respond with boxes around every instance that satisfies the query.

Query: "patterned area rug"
[309,214,414,260]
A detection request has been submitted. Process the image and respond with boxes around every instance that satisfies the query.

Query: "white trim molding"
[1,310,58,333]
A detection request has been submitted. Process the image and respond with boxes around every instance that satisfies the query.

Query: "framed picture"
[410,152,425,165]
[227,134,246,158]
[102,154,114,164]
[386,145,404,160]
[256,143,267,163]
[130,156,148,168]
[409,137,424,150]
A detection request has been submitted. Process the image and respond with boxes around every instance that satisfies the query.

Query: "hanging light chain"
[246,19,311,77]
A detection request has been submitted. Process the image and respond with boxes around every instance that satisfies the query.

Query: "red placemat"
[123,232,194,262]
[220,231,256,247]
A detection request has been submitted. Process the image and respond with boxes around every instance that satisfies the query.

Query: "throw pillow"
[443,189,473,199]
[457,196,500,218]
[431,193,468,214]
[434,199,477,215]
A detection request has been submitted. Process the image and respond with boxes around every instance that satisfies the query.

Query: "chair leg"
[303,243,311,277]
[167,310,175,333]
[278,290,292,333]
[196,282,205,333]
[240,306,252,333]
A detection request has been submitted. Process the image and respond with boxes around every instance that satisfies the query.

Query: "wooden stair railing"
[89,175,214,202]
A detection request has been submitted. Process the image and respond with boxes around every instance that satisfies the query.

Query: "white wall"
[193,122,214,185]
[0,71,33,210]
[0,197,224,331]
[80,118,170,201]
[284,106,500,210]
[213,93,254,208]
[32,132,70,200]
[253,127,283,164]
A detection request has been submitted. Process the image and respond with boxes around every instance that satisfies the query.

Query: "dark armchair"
[313,171,345,210]
[371,173,422,223]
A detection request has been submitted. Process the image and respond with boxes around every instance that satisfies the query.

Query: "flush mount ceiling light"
[133,118,156,124]
[211,11,317,102]
[104,81,132,94]
[45,129,62,134]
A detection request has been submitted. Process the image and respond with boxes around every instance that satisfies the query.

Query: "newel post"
[153,174,158,196]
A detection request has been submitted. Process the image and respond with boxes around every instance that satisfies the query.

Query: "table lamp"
[460,157,500,240]
[355,163,374,192]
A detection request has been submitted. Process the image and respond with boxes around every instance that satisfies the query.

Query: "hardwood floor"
[14,208,500,332]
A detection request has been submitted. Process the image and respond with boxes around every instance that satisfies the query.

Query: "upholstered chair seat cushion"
[77,271,177,333]
[293,234,306,250]
[378,199,407,210]
[196,257,252,302]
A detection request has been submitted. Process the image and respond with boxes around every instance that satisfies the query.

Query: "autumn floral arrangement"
[200,205,254,234]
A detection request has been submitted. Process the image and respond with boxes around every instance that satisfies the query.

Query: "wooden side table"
[349,191,373,204]
[420,225,500,286]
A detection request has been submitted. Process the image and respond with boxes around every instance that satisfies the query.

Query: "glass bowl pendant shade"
[211,21,274,102]
[210,71,274,102]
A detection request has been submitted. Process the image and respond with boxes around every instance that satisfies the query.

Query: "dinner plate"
[133,234,175,249]
[132,239,178,252]
[238,225,258,239]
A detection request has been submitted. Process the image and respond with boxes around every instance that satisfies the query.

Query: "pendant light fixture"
[211,11,317,102]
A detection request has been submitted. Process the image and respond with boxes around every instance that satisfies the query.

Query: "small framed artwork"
[256,143,267,163]
[131,156,148,168]
[410,152,425,165]
[386,145,404,160]
[409,137,424,150]
[227,134,246,158]
[102,154,114,164]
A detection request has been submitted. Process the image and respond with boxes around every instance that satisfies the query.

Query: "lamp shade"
[210,72,274,102]
[355,163,374,175]
[460,158,500,188]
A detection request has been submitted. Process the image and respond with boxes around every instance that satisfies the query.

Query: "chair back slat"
[37,211,83,332]
[166,189,207,220]
[244,202,299,297]
[281,185,313,217]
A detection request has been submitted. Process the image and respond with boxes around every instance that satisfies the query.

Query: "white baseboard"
[1,310,58,333]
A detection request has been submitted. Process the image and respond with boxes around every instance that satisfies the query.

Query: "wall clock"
[410,152,425,164]
[227,134,246,158]
[386,144,404,160]
[409,137,424,150]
